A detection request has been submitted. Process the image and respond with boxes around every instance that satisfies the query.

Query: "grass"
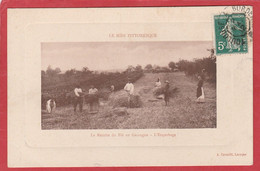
[41,72,216,129]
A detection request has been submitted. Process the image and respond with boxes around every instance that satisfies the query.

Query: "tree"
[176,60,188,71]
[55,67,61,74]
[161,67,171,72]
[207,48,215,58]
[65,69,77,77]
[82,67,92,75]
[144,64,153,71]
[82,67,89,73]
[135,65,143,72]
[41,70,46,77]
[168,61,176,72]
[46,65,61,77]
[46,65,56,77]
[126,65,135,72]
[41,70,46,82]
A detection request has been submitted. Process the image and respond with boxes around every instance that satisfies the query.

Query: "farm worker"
[164,80,170,106]
[46,99,56,113]
[196,76,205,103]
[110,85,115,92]
[74,84,83,112]
[154,78,163,99]
[124,79,134,107]
[88,85,99,113]
[155,78,161,87]
[200,69,206,81]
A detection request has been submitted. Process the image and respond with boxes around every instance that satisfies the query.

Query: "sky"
[41,41,213,72]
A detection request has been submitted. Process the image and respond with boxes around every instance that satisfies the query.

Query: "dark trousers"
[74,97,83,112]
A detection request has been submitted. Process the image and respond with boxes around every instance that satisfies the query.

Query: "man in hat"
[124,79,134,108]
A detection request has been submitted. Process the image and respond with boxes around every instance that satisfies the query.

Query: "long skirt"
[196,87,205,103]
[197,86,202,98]
[87,94,99,113]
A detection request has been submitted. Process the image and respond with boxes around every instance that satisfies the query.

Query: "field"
[41,72,216,129]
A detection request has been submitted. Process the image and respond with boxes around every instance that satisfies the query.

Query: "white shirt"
[124,83,134,95]
[46,99,56,113]
[155,81,161,87]
[111,85,115,91]
[46,99,56,107]
[74,88,83,97]
[89,88,98,94]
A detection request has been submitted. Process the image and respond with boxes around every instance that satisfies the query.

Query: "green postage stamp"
[214,13,248,55]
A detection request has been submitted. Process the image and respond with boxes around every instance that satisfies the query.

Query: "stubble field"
[42,72,216,129]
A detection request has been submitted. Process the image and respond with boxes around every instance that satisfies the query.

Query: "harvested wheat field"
[42,72,216,129]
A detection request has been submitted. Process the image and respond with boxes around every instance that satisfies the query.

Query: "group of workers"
[46,69,206,114]
[71,70,206,113]
[73,85,99,113]
[154,78,170,106]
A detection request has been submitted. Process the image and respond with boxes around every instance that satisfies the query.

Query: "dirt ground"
[42,72,216,129]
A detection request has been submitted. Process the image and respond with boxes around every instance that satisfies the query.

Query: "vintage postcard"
[7,6,253,167]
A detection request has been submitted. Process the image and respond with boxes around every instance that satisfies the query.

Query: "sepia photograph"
[7,5,254,167]
[41,41,216,129]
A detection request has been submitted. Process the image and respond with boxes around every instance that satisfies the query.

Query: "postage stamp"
[214,13,248,55]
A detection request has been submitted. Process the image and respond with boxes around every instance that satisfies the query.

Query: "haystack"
[97,89,111,100]
[109,94,142,108]
[138,86,151,95]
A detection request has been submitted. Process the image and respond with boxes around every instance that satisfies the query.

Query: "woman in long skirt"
[196,76,205,103]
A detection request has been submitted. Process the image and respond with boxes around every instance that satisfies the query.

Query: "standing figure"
[74,84,83,112]
[124,79,134,108]
[110,85,115,92]
[200,69,206,81]
[196,76,205,103]
[154,78,163,99]
[155,78,161,87]
[88,85,99,113]
[46,99,56,113]
[164,80,170,106]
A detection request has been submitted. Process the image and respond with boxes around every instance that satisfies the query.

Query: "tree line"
[142,49,216,81]
[41,65,144,107]
[41,49,216,107]
[176,49,216,81]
